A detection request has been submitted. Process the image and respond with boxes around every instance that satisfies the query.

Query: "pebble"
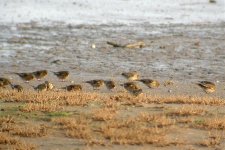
[91,44,96,49]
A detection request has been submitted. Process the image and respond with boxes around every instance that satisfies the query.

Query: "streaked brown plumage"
[32,70,48,80]
[121,71,139,81]
[45,81,54,90]
[197,81,216,93]
[121,82,143,96]
[53,71,69,81]
[14,73,35,82]
[86,80,104,90]
[33,82,48,92]
[0,78,11,87]
[11,84,23,92]
[63,84,82,92]
[104,80,116,90]
[138,79,160,88]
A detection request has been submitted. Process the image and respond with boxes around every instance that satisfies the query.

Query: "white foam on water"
[0,0,224,25]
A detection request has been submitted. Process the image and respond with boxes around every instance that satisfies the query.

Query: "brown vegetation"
[12,124,48,137]
[0,132,36,150]
[52,117,92,140]
[166,105,207,116]
[192,117,225,130]
[92,108,117,121]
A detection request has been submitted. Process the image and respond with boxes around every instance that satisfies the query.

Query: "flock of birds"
[0,70,216,96]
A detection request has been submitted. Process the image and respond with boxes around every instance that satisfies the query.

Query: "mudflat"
[0,21,225,149]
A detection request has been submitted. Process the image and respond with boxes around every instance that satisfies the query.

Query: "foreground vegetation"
[0,90,225,149]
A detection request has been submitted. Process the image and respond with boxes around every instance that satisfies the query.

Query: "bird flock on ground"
[0,70,216,96]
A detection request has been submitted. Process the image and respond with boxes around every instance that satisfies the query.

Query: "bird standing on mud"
[33,82,48,92]
[121,82,143,96]
[104,80,116,90]
[11,84,23,92]
[121,71,139,81]
[13,73,35,82]
[138,79,160,88]
[85,80,104,90]
[0,77,11,87]
[32,70,48,80]
[62,84,82,92]
[45,81,54,90]
[52,71,69,81]
[197,81,216,93]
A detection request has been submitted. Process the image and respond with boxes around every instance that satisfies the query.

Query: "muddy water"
[0,22,225,82]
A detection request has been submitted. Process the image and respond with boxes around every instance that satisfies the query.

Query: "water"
[0,0,225,25]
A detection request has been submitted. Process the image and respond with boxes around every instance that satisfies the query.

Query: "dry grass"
[0,132,18,145]
[52,117,92,140]
[136,112,175,127]
[0,132,36,150]
[1,90,224,107]
[100,117,179,146]
[12,124,48,137]
[92,108,117,121]
[1,90,225,148]
[1,91,100,106]
[102,126,165,145]
[198,132,223,147]
[166,105,207,116]
[110,94,225,106]
[104,118,135,129]
[20,101,63,112]
[0,116,15,125]
[193,117,225,130]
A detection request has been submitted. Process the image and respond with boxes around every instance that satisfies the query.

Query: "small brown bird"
[33,82,48,92]
[45,81,54,90]
[52,71,69,81]
[32,70,48,80]
[121,71,139,81]
[11,84,23,92]
[0,78,11,87]
[62,84,82,92]
[85,80,104,90]
[138,79,160,88]
[121,82,143,96]
[14,73,35,82]
[104,80,116,90]
[197,81,216,93]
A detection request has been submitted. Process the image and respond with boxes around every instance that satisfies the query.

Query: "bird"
[0,78,11,87]
[121,71,139,81]
[197,81,216,93]
[33,82,48,92]
[11,84,23,92]
[121,82,143,96]
[62,84,82,92]
[209,0,216,3]
[44,81,54,90]
[85,80,104,90]
[52,71,69,81]
[125,41,145,49]
[138,79,160,88]
[13,73,35,82]
[32,70,48,80]
[104,80,116,90]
